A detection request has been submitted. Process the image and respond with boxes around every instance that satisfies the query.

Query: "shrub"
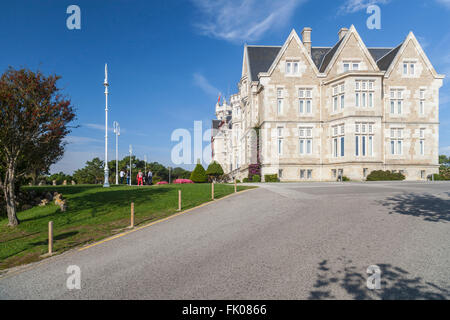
[152,176,162,184]
[366,170,405,181]
[252,174,261,182]
[173,179,194,184]
[429,174,449,181]
[248,164,261,180]
[205,161,224,181]
[156,181,168,185]
[235,179,241,183]
[243,178,250,183]
[342,176,350,182]
[264,174,278,182]
[190,163,208,183]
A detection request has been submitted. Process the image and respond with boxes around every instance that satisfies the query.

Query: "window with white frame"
[299,88,312,114]
[332,124,345,157]
[390,89,404,114]
[390,128,404,155]
[355,122,374,157]
[277,127,284,155]
[343,61,360,72]
[332,83,345,112]
[355,80,374,108]
[419,89,425,115]
[403,61,416,76]
[299,127,313,155]
[286,60,300,75]
[277,88,283,115]
[419,128,425,155]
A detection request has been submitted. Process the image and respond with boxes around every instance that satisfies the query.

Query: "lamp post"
[144,155,147,176]
[129,144,132,186]
[103,64,110,188]
[113,121,120,185]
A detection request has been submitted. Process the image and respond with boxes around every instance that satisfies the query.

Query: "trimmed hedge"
[264,174,278,182]
[190,163,208,183]
[243,178,250,183]
[252,174,261,182]
[366,170,405,181]
[206,161,224,179]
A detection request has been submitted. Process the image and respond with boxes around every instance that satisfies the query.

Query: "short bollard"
[130,202,135,228]
[48,221,53,255]
[212,182,215,200]
[234,179,237,193]
[177,190,181,211]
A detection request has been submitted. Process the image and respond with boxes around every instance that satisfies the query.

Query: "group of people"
[119,169,153,186]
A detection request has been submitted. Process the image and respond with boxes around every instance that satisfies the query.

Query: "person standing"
[126,171,130,186]
[119,170,125,184]
[137,170,144,186]
[147,170,153,185]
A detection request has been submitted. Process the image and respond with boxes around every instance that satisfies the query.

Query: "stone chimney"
[301,27,312,56]
[338,27,348,40]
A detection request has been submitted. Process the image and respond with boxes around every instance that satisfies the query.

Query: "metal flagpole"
[129,144,132,186]
[113,121,120,185]
[103,64,110,188]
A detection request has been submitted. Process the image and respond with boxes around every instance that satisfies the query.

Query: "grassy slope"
[0,184,252,270]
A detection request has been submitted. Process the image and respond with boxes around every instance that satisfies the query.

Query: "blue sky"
[0,0,449,173]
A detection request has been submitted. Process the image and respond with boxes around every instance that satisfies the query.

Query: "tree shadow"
[308,259,450,300]
[377,193,450,223]
[31,231,79,246]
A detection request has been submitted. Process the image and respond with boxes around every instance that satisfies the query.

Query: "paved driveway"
[1,182,449,299]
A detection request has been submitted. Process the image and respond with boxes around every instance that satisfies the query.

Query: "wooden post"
[48,221,53,255]
[234,178,237,193]
[178,190,181,211]
[130,202,135,228]
[211,182,215,200]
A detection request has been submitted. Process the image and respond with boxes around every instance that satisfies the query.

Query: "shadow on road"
[377,193,450,223]
[308,259,450,300]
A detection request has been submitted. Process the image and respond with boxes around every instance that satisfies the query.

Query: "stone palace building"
[211,25,444,181]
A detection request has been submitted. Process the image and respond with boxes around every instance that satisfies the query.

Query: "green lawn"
[0,183,253,270]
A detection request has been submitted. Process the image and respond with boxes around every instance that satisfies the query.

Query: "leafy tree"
[0,68,75,226]
[190,162,207,183]
[73,158,104,184]
[439,155,449,165]
[171,167,191,180]
[47,172,73,185]
[205,161,224,181]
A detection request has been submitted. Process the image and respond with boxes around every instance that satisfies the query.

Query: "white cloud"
[439,146,450,155]
[193,73,220,97]
[339,0,390,14]
[191,0,306,43]
[436,0,450,8]
[65,136,103,145]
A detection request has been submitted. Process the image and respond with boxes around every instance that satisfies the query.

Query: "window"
[299,127,313,155]
[332,124,345,157]
[277,89,283,114]
[286,60,300,75]
[419,128,425,155]
[390,128,404,155]
[343,61,360,72]
[419,89,425,115]
[363,168,368,178]
[390,89,404,115]
[355,122,374,157]
[403,61,416,76]
[299,89,312,114]
[355,80,375,108]
[279,169,283,178]
[300,169,305,179]
[332,83,345,112]
[307,169,312,179]
[332,169,337,178]
[421,170,425,179]
[277,127,284,155]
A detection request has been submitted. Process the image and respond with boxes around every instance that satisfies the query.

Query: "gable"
[246,46,281,81]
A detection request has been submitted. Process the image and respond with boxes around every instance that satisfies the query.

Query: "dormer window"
[286,60,300,75]
[403,61,416,76]
[343,61,360,72]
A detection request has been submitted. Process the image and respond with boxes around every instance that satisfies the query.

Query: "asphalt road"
[1,181,449,299]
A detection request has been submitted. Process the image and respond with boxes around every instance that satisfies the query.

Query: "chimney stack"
[338,27,348,40]
[301,27,312,56]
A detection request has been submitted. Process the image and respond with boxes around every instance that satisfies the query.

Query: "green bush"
[152,176,162,184]
[252,174,261,182]
[242,178,250,183]
[264,174,278,182]
[429,173,449,181]
[190,163,208,183]
[206,161,224,180]
[366,170,405,181]
[235,179,241,183]
[342,176,350,182]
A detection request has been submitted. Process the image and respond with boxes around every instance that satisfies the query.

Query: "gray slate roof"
[246,42,401,79]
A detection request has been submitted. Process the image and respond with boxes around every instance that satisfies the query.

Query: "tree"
[205,161,224,181]
[439,155,449,165]
[73,158,104,184]
[190,162,207,183]
[0,68,75,226]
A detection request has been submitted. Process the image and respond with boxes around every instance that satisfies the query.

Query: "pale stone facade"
[211,26,444,181]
